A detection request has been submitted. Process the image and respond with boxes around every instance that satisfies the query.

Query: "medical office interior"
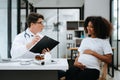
[0,0,120,80]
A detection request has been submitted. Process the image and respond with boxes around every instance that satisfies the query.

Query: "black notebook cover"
[29,36,59,53]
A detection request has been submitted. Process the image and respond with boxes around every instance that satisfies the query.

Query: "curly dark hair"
[84,16,113,39]
[27,12,44,27]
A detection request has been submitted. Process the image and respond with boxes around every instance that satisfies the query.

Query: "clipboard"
[29,36,59,53]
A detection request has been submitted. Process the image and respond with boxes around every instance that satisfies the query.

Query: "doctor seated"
[11,12,50,59]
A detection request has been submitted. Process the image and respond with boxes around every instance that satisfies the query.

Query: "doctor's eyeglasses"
[36,21,46,26]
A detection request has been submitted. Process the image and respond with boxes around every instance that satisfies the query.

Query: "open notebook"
[29,36,59,53]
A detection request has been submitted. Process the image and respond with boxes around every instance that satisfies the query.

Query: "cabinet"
[66,20,85,59]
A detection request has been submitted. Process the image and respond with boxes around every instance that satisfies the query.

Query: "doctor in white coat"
[11,12,49,59]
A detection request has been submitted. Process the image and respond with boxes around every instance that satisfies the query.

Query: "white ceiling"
[0,0,84,9]
[28,0,84,7]
[0,0,24,9]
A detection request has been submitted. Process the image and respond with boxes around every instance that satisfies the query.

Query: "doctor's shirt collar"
[26,28,35,37]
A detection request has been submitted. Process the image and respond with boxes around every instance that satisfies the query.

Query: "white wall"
[0,9,8,58]
[29,0,84,7]
[84,0,110,20]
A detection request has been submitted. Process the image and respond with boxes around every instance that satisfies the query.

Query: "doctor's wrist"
[26,42,33,49]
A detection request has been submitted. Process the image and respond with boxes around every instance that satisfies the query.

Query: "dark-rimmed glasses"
[36,21,46,25]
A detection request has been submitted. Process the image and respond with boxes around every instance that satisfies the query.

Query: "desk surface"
[0,58,68,70]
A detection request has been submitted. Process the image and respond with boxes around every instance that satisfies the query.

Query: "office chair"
[98,62,108,80]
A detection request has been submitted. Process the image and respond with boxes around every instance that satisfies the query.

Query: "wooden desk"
[0,58,68,80]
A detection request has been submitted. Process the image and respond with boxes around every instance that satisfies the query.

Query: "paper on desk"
[0,58,33,63]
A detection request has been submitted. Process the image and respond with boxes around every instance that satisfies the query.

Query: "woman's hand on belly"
[74,61,86,70]
[83,49,95,55]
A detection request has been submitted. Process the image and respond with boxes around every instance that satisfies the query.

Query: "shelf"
[73,37,83,40]
[74,30,85,38]
[78,27,84,30]
[66,20,84,59]
[67,20,84,30]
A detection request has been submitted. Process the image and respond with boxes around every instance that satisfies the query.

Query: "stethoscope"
[24,30,34,40]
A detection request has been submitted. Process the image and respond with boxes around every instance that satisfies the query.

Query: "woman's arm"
[83,49,112,64]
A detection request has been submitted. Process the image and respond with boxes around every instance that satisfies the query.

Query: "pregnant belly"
[78,54,99,68]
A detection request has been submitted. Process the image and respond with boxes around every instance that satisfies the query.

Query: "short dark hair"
[84,16,113,39]
[27,12,44,27]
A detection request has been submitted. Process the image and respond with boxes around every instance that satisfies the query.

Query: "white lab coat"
[11,28,43,59]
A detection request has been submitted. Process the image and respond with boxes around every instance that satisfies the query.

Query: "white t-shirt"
[78,37,112,71]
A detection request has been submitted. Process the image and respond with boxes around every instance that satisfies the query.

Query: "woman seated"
[66,16,113,80]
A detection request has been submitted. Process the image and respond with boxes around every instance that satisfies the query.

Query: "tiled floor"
[107,69,120,80]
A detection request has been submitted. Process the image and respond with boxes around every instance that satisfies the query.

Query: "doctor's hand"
[32,35,41,44]
[41,48,50,54]
[26,35,41,49]
[74,61,86,70]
